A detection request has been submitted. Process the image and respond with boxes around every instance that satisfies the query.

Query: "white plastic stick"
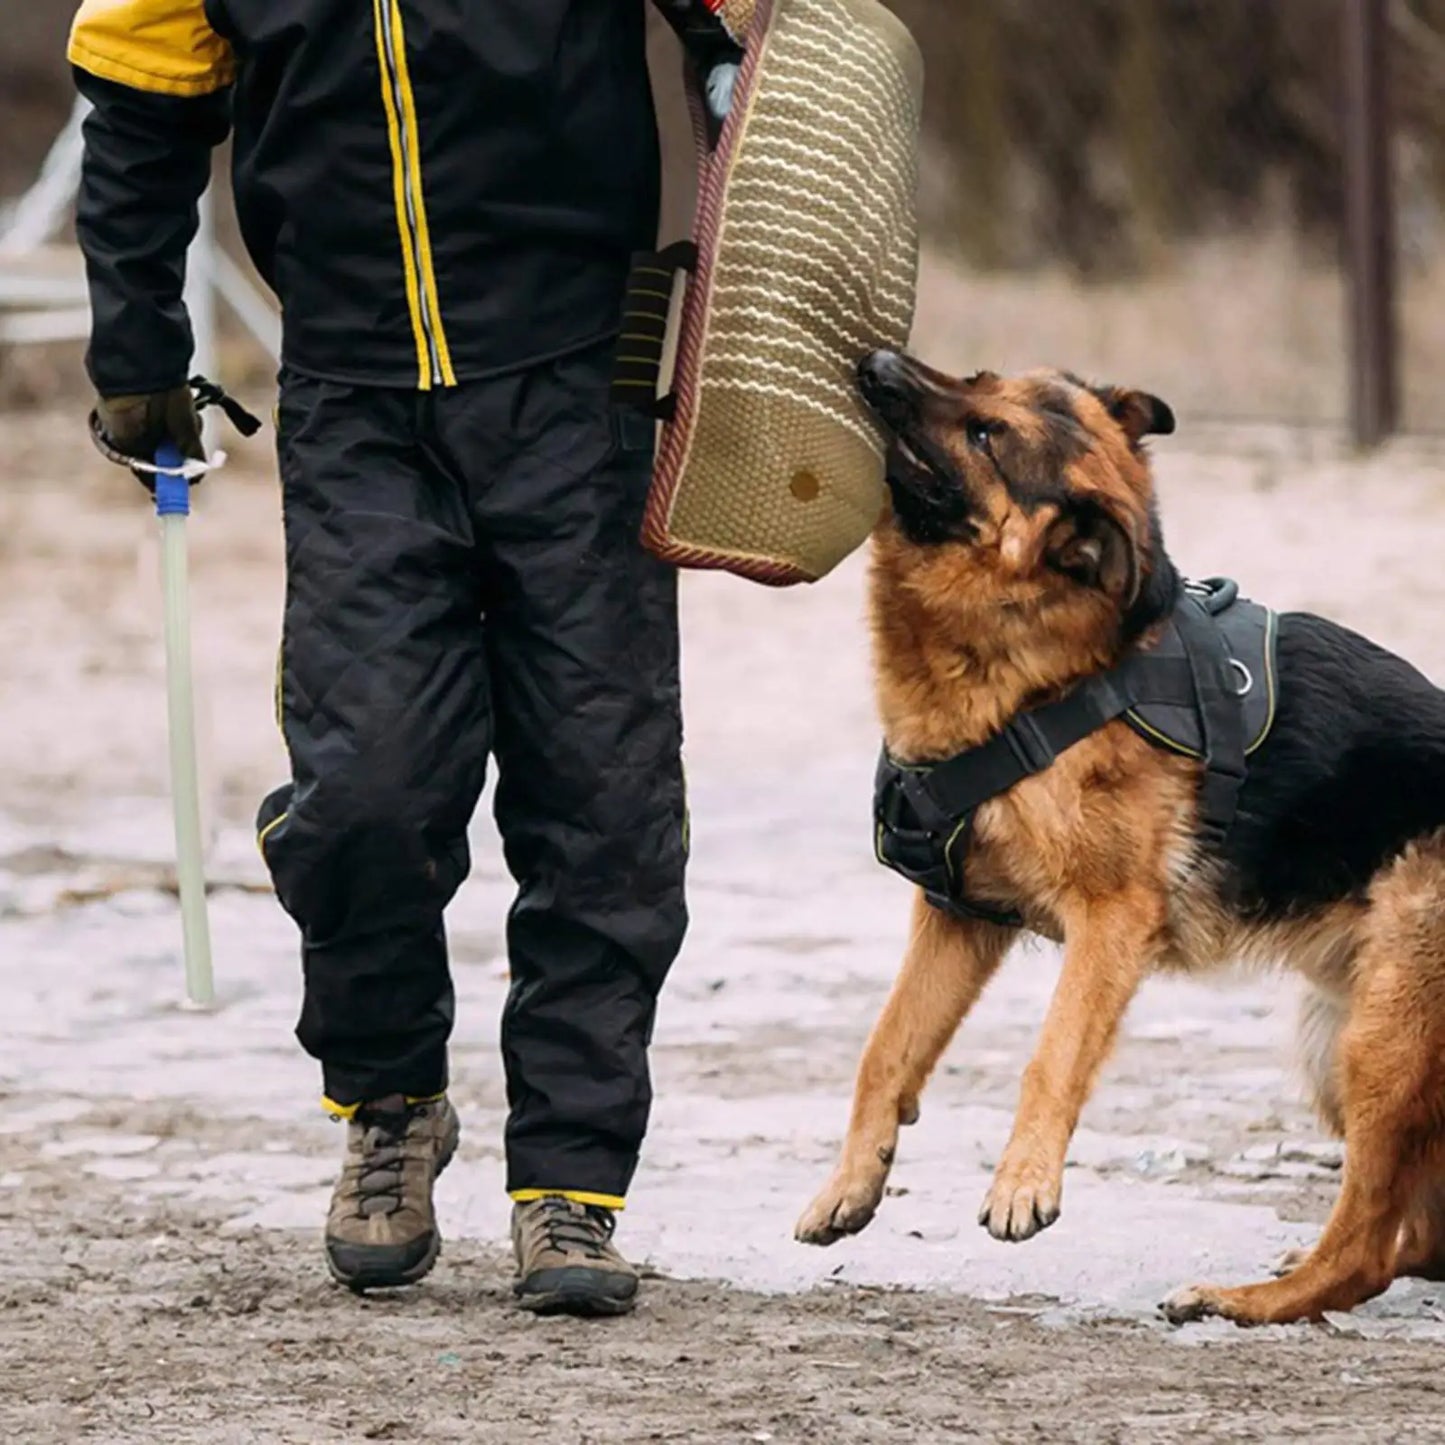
[157,484,215,1008]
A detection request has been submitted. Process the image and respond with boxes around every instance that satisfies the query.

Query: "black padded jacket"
[68,0,734,394]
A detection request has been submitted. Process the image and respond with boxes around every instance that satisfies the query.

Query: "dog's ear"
[1044,499,1140,608]
[1094,386,1176,444]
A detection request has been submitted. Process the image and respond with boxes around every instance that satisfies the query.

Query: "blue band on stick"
[153,442,191,517]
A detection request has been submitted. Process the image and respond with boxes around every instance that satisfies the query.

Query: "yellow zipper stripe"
[385,0,455,387]
[372,0,432,389]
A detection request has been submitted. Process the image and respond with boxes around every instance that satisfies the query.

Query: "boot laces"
[535,1197,615,1259]
[352,1099,423,1219]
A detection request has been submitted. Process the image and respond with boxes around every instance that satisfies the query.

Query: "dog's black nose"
[857,350,912,409]
[858,349,903,395]
[857,350,917,428]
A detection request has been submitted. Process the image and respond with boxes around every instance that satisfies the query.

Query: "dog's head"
[860,351,1177,644]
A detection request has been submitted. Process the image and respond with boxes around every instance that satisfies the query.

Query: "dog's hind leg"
[1393,1169,1445,1280]
[795,894,1014,1246]
[979,886,1166,1242]
[1271,982,1351,1278]
[1166,841,1445,1325]
[1296,980,1349,1138]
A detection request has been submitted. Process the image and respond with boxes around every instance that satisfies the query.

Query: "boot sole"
[328,1231,442,1294]
[512,1285,637,1319]
[327,1128,459,1294]
[512,1262,638,1318]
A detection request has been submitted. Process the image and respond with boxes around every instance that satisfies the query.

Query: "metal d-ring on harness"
[873,579,1255,927]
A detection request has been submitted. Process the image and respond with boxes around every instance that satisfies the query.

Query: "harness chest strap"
[875,589,1252,925]
[890,658,1196,834]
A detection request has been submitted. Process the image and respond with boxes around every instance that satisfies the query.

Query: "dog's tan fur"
[795,359,1445,1325]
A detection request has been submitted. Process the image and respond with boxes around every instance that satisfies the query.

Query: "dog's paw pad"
[795,1179,882,1247]
[1159,1284,1220,1325]
[977,1179,1061,1243]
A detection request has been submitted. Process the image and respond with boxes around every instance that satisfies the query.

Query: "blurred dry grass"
[916,230,1445,431]
[2,1,1443,432]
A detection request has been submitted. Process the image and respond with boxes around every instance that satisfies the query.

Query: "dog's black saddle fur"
[875,578,1277,927]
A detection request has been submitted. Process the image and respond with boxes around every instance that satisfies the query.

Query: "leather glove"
[92,385,205,489]
[89,377,261,490]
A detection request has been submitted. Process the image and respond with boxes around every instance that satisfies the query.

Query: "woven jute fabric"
[644,0,923,586]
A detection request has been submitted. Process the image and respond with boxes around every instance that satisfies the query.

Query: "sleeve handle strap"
[609,240,698,422]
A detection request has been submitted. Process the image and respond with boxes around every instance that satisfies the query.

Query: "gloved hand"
[91,385,205,488]
[88,376,261,489]
[652,0,746,145]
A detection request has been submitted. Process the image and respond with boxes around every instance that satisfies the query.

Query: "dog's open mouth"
[891,434,927,470]
[883,428,954,492]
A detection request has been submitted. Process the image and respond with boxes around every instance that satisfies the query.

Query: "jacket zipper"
[373,0,452,388]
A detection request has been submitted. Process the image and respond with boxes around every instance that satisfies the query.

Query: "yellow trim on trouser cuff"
[322,1091,446,1119]
[510,1189,626,1211]
[372,0,432,389]
[384,0,455,387]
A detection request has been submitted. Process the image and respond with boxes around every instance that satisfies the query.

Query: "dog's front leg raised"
[796,894,1014,1245]
[979,889,1164,1242]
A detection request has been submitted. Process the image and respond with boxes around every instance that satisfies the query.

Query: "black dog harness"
[874,579,1277,926]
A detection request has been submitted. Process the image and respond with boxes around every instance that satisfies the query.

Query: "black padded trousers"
[256,340,688,1203]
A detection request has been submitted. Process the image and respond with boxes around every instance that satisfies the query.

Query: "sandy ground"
[5,413,1445,1441]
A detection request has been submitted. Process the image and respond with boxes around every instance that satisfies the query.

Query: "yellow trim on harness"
[1247,608,1280,756]
[68,0,235,97]
[372,0,432,389]
[1123,607,1279,759]
[1123,709,1199,758]
[510,1188,627,1211]
[383,0,455,387]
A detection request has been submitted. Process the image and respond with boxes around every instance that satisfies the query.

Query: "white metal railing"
[0,96,281,389]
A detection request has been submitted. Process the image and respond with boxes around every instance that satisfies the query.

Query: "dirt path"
[7,1167,1445,1445]
[4,416,1445,1441]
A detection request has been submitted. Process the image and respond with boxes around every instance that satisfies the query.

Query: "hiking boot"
[324,1094,460,1292]
[511,1196,639,1317]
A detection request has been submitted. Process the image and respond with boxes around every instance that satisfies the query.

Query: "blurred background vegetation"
[3,0,1444,432]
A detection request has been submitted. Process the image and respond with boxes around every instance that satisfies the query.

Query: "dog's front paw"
[795,1169,886,1246]
[978,1157,1061,1242]
[1159,1283,1224,1325]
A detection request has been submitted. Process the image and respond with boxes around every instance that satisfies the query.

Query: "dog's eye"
[965,418,995,450]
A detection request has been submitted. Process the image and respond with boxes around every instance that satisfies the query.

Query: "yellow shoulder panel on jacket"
[68,0,235,97]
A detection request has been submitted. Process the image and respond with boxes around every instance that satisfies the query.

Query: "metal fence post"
[185,183,220,451]
[1341,0,1398,448]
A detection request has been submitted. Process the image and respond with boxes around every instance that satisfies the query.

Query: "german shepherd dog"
[794,350,1445,1326]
